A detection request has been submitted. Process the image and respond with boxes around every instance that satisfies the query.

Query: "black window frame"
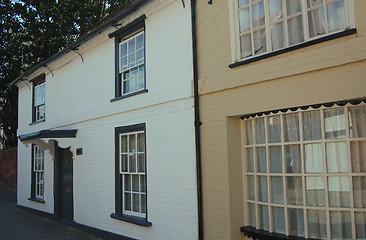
[110,123,152,227]
[110,15,148,102]
[30,74,46,124]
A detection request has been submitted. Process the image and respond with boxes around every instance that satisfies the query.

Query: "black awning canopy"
[19,129,77,141]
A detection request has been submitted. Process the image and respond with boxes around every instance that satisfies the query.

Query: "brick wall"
[0,147,17,190]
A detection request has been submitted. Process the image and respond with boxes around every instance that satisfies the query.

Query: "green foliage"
[0,0,131,149]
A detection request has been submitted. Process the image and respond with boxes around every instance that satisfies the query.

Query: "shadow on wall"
[0,147,17,191]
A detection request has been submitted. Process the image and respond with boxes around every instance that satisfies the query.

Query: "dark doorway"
[56,146,74,224]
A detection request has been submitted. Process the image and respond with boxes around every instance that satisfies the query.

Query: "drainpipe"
[190,0,203,239]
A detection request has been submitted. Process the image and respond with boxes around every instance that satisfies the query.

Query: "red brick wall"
[0,147,17,190]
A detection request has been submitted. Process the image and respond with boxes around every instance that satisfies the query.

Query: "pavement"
[0,185,103,240]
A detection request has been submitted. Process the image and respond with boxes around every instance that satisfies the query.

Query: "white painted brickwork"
[17,1,198,239]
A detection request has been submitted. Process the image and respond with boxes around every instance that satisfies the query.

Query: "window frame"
[31,74,46,124]
[111,123,152,227]
[230,0,356,67]
[241,102,366,239]
[29,144,45,203]
[111,15,147,102]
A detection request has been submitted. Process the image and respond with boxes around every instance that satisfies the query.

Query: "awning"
[19,129,77,141]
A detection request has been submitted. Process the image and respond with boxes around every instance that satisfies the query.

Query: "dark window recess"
[241,226,318,240]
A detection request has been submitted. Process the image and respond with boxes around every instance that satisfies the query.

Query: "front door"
[57,147,74,223]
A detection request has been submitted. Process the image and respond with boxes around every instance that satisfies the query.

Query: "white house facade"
[13,0,198,239]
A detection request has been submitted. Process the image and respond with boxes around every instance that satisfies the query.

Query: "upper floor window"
[236,0,354,60]
[33,79,45,122]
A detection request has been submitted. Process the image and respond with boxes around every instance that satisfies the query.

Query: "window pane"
[137,133,145,152]
[306,176,325,207]
[252,1,265,28]
[124,193,131,211]
[124,175,131,191]
[255,118,265,144]
[253,28,267,55]
[247,175,255,200]
[349,105,366,138]
[141,194,146,213]
[245,120,253,145]
[303,110,322,141]
[356,212,366,239]
[271,22,285,51]
[133,193,140,212]
[247,203,256,227]
[305,143,324,173]
[269,146,282,173]
[129,134,136,152]
[288,15,304,46]
[286,0,301,16]
[258,176,268,202]
[328,176,350,208]
[129,154,136,172]
[326,142,348,173]
[268,115,281,143]
[285,144,301,173]
[121,154,128,172]
[258,205,269,231]
[246,148,254,172]
[308,6,326,38]
[121,57,127,71]
[283,113,300,142]
[136,34,144,49]
[308,209,327,239]
[137,154,145,173]
[269,0,284,22]
[288,208,304,237]
[132,175,139,192]
[330,211,352,240]
[123,79,130,94]
[121,135,128,152]
[120,43,127,57]
[128,52,136,68]
[271,176,284,204]
[272,207,285,234]
[287,176,303,205]
[136,49,144,65]
[307,0,322,8]
[239,7,250,32]
[240,34,252,58]
[140,175,146,193]
[128,38,135,53]
[353,176,366,208]
[327,0,346,32]
[238,0,249,8]
[324,108,346,139]
[257,147,266,173]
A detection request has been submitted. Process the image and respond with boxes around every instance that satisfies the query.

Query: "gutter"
[9,0,150,87]
[191,1,203,239]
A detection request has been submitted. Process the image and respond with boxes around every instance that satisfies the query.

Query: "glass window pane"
[239,7,250,32]
[247,203,256,227]
[123,79,130,94]
[284,113,300,142]
[129,134,136,152]
[253,28,267,55]
[258,205,269,231]
[305,143,324,173]
[286,0,301,16]
[268,115,281,143]
[137,133,145,152]
[287,176,303,205]
[325,108,346,139]
[136,49,144,65]
[132,175,139,192]
[306,176,325,207]
[133,193,140,212]
[136,34,144,49]
[137,154,145,173]
[303,110,322,140]
[255,118,265,144]
[245,120,253,145]
[307,210,327,239]
[129,154,136,172]
[326,142,348,173]
[121,135,128,152]
[240,34,252,58]
[124,175,131,191]
[238,0,249,8]
[120,43,127,57]
[271,176,284,204]
[121,154,128,172]
[124,193,131,211]
[141,194,146,213]
[288,208,304,237]
[121,57,128,71]
[286,144,301,173]
[327,0,346,32]
[328,176,350,208]
[252,1,265,28]
[272,207,285,234]
[308,6,326,38]
[356,212,366,239]
[307,0,322,8]
[269,0,284,22]
[271,22,285,51]
[128,53,136,68]
[140,175,146,193]
[128,38,135,53]
[353,176,366,208]
[269,146,282,173]
[246,148,254,172]
[349,105,366,138]
[330,211,352,240]
[247,175,255,200]
[288,15,304,46]
[258,176,268,202]
[257,147,266,173]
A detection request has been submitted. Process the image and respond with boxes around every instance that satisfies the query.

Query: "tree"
[0,0,131,149]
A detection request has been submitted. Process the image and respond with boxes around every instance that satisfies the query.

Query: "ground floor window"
[31,145,44,200]
[242,102,366,239]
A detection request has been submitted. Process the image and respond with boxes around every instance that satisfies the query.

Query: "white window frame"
[119,31,145,96]
[33,145,44,199]
[119,130,146,218]
[242,103,366,239]
[34,81,45,121]
[230,0,355,62]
